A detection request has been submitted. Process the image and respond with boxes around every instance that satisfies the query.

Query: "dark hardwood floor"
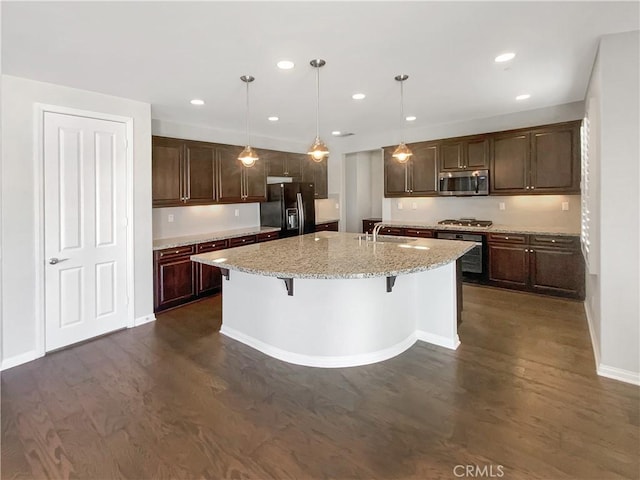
[2,286,638,479]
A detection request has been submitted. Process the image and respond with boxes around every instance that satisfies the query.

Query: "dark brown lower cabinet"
[488,233,584,299]
[362,218,382,234]
[315,221,339,232]
[195,240,228,297]
[154,245,197,312]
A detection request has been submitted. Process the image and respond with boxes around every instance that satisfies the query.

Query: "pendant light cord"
[399,79,405,144]
[245,80,250,145]
[316,65,320,139]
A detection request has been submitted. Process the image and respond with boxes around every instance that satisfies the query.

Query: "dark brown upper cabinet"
[302,155,328,199]
[152,136,184,207]
[217,145,267,203]
[266,150,303,178]
[439,137,488,172]
[490,121,580,195]
[184,141,217,204]
[383,141,438,197]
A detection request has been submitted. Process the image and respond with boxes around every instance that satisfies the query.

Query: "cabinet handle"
[505,236,509,240]
[526,186,530,190]
[531,186,535,190]
[404,165,409,193]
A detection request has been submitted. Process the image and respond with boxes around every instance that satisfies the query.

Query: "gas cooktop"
[438,218,493,228]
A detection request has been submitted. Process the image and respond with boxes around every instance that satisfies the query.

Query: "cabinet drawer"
[315,222,339,232]
[229,235,256,247]
[530,235,579,249]
[196,239,228,253]
[380,227,403,236]
[156,245,195,259]
[256,231,279,242]
[403,228,434,238]
[488,233,527,244]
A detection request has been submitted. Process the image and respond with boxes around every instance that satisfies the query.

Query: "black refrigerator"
[260,182,316,237]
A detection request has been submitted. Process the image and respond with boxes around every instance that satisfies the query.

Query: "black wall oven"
[436,232,485,275]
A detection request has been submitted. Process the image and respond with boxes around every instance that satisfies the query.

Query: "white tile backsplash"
[384,195,581,229]
[153,203,260,239]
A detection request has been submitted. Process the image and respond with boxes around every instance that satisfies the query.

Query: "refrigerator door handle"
[296,192,304,236]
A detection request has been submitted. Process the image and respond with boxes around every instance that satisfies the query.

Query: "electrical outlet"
[397,201,403,210]
[411,202,417,210]
[499,202,506,211]
[234,209,240,217]
[562,202,569,211]
[167,214,174,223]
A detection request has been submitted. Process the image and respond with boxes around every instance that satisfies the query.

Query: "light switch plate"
[499,202,506,211]
[234,209,240,217]
[397,201,403,210]
[411,202,417,210]
[167,214,174,223]
[562,202,569,211]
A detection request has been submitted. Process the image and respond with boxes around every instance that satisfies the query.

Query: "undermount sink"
[356,235,417,244]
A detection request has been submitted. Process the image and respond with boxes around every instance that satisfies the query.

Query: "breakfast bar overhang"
[192,231,473,368]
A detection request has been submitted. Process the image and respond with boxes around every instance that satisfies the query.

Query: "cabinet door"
[529,248,585,299]
[154,254,196,311]
[185,142,216,204]
[383,148,409,196]
[302,157,328,199]
[530,124,580,193]
[491,133,529,193]
[440,142,463,171]
[466,138,489,169]
[411,142,438,195]
[152,137,184,207]
[488,244,528,287]
[244,158,267,202]
[286,153,303,179]
[264,149,286,176]
[217,145,244,203]
[195,240,228,297]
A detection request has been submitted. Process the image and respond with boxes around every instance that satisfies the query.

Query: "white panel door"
[44,112,128,351]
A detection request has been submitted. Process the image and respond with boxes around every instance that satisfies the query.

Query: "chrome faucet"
[372,222,385,243]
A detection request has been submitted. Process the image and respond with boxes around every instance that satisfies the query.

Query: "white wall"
[585,31,640,384]
[1,75,153,367]
[344,151,385,233]
[385,195,581,229]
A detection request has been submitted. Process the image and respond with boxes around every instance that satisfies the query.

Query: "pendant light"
[392,74,412,163]
[238,75,259,167]
[308,59,329,162]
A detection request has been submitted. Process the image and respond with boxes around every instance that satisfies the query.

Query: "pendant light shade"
[239,75,258,167]
[392,74,412,163]
[308,59,329,162]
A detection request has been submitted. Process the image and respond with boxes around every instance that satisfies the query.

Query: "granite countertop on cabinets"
[374,220,580,237]
[191,231,473,280]
[315,217,340,225]
[153,226,281,251]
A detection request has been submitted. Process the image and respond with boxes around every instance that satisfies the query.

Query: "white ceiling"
[2,1,638,145]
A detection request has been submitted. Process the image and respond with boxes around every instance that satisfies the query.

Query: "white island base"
[220,263,460,368]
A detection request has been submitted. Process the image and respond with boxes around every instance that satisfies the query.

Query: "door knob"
[49,257,68,265]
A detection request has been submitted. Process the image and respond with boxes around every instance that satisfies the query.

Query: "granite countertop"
[153,226,281,250]
[373,220,580,236]
[191,231,473,280]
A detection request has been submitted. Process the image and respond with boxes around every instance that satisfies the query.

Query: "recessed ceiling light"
[190,99,205,106]
[277,60,295,70]
[268,116,279,122]
[331,131,342,136]
[516,94,531,100]
[495,52,516,63]
[352,93,366,100]
[405,116,417,122]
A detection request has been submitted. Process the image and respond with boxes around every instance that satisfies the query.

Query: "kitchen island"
[191,231,473,368]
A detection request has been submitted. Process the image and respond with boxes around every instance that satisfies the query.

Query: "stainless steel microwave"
[439,169,489,196]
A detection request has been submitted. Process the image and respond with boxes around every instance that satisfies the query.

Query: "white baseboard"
[597,364,640,385]
[415,330,461,350]
[584,302,639,385]
[221,325,417,368]
[1,349,43,371]
[134,314,156,327]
